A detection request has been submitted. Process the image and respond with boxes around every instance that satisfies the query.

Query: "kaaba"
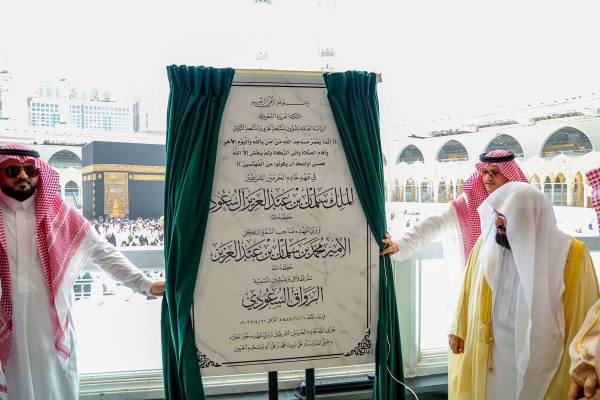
[82,141,165,220]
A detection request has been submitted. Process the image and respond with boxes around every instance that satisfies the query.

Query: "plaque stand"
[267,369,315,399]
[268,371,278,399]
[305,368,315,399]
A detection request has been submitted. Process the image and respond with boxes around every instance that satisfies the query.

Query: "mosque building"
[382,92,600,208]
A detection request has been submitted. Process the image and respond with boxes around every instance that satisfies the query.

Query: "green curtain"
[324,71,406,400]
[162,65,235,400]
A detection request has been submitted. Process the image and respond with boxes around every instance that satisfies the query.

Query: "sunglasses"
[480,169,502,178]
[1,166,39,178]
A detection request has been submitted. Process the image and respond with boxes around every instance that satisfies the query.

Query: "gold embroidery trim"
[130,174,165,181]
[82,164,165,174]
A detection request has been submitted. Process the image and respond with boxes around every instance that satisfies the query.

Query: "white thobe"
[487,249,521,400]
[0,192,154,400]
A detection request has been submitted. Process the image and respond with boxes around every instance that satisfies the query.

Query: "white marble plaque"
[193,72,380,376]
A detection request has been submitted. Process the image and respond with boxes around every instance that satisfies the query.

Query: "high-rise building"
[133,99,140,132]
[0,71,10,120]
[134,99,164,133]
[318,0,337,71]
[28,80,134,132]
[251,0,275,69]
[0,69,16,121]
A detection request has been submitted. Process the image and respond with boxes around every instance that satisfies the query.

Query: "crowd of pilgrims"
[91,217,164,247]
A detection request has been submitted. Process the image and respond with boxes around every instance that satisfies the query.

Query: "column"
[567,182,574,207]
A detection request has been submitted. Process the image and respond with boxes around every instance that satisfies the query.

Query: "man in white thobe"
[448,182,599,399]
[484,218,520,397]
[0,143,166,399]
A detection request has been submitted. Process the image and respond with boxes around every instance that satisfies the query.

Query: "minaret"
[318,0,337,71]
[251,0,275,69]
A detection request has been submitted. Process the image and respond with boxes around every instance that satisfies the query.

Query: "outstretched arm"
[89,238,165,297]
[381,206,457,261]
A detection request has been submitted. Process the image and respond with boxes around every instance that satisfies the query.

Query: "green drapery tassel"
[324,70,406,400]
[162,65,235,400]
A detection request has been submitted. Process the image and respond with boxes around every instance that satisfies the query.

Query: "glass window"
[7,1,600,397]
[74,275,163,373]
[420,257,461,349]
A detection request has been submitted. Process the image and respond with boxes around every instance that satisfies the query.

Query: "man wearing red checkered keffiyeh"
[566,166,600,398]
[0,144,165,400]
[381,150,528,266]
[586,167,600,233]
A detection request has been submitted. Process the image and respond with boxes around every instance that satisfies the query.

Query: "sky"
[2,0,600,130]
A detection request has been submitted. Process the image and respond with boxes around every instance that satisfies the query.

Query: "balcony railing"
[541,149,593,158]
[438,157,469,163]
[49,162,82,169]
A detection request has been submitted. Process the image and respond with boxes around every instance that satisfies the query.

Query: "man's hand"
[380,232,399,256]
[569,363,599,400]
[568,384,600,400]
[149,282,166,296]
[448,334,464,354]
[582,388,600,400]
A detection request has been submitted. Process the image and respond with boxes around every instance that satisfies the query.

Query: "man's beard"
[495,230,511,249]
[1,180,37,201]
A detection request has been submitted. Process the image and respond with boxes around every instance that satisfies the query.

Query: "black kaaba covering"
[82,141,165,220]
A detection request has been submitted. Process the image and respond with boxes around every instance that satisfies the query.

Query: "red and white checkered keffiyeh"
[0,143,91,376]
[586,167,600,231]
[450,150,528,264]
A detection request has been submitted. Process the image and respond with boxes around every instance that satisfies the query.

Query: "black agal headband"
[0,148,40,158]
[479,151,515,163]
